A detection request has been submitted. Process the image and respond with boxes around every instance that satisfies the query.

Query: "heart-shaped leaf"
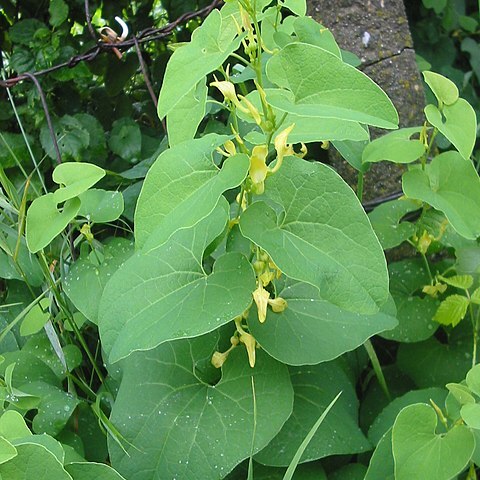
[392,403,475,480]
[403,151,480,239]
[423,71,459,105]
[266,43,398,129]
[26,195,80,253]
[65,238,134,324]
[134,134,249,247]
[52,162,105,204]
[240,156,389,314]
[100,202,256,363]
[77,189,124,223]
[254,360,370,466]
[425,99,476,160]
[248,278,397,365]
[108,335,293,480]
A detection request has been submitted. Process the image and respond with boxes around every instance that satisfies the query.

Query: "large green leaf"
[368,388,447,445]
[380,259,439,342]
[248,278,397,365]
[239,156,389,314]
[254,360,370,466]
[134,134,249,247]
[425,100,476,160]
[65,238,134,324]
[167,78,207,147]
[403,151,480,239]
[364,429,394,480]
[109,334,293,480]
[265,43,398,128]
[100,203,256,363]
[158,9,242,119]
[0,437,17,465]
[392,403,475,480]
[65,462,126,480]
[26,195,80,253]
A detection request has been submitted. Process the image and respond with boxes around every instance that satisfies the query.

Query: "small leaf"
[52,162,105,204]
[362,127,425,165]
[471,287,480,305]
[423,71,459,105]
[26,195,81,253]
[108,118,141,163]
[425,99,476,160]
[446,382,475,405]
[392,403,475,480]
[20,298,50,336]
[280,0,306,16]
[433,294,469,327]
[461,403,480,429]
[49,0,69,27]
[0,411,32,441]
[402,151,480,239]
[466,364,480,396]
[78,189,124,223]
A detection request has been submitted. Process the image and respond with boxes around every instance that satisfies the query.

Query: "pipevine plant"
[1,0,480,479]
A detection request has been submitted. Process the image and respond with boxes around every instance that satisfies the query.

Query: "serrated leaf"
[425,99,476,160]
[239,156,389,315]
[134,134,249,247]
[423,71,459,105]
[78,189,124,223]
[248,278,397,365]
[265,43,398,129]
[368,199,420,250]
[362,127,425,165]
[108,335,293,480]
[392,403,475,480]
[439,274,474,290]
[158,9,243,118]
[26,195,80,253]
[167,78,207,147]
[65,238,134,324]
[433,294,469,327]
[402,151,480,239]
[254,360,370,466]
[52,162,105,204]
[99,203,256,363]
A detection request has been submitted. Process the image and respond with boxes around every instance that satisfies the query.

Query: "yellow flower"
[253,284,270,323]
[239,332,257,368]
[249,145,268,194]
[268,297,288,313]
[211,350,229,368]
[271,124,295,173]
[238,95,262,125]
[210,79,239,105]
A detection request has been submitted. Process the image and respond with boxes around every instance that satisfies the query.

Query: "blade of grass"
[282,391,342,480]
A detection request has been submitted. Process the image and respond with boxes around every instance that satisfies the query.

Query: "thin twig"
[133,36,158,109]
[22,72,62,165]
[84,0,97,42]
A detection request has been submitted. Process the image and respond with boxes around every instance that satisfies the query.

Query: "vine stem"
[364,339,391,401]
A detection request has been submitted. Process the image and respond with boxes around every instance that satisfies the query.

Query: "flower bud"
[240,332,256,368]
[253,284,270,323]
[268,297,288,313]
[211,350,229,369]
[210,80,239,105]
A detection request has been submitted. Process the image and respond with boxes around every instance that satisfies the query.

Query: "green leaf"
[26,195,81,253]
[368,388,447,445]
[292,17,340,57]
[0,132,32,169]
[104,53,139,98]
[438,274,474,290]
[423,71,459,105]
[380,259,439,342]
[433,294,469,327]
[281,0,306,16]
[65,462,126,480]
[446,382,475,405]
[368,199,420,250]
[265,43,398,129]
[134,134,249,248]
[100,203,256,363]
[167,78,207,147]
[248,278,397,365]
[425,100,476,159]
[9,19,45,45]
[397,326,472,387]
[0,441,71,480]
[52,162,106,205]
[402,151,480,239]
[158,9,243,119]
[362,127,426,165]
[461,403,480,429]
[0,436,17,465]
[78,189,124,223]
[65,238,134,324]
[0,411,31,441]
[108,335,293,479]
[255,360,370,466]
[108,118,141,163]
[466,364,480,396]
[392,403,475,480]
[364,429,394,480]
[329,464,367,480]
[49,0,69,27]
[332,138,370,172]
[471,287,480,305]
[20,298,50,336]
[239,156,389,315]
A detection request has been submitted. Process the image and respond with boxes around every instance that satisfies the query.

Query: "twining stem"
[471,305,479,367]
[357,171,364,202]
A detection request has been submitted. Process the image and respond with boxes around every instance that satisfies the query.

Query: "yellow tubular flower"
[270,124,295,174]
[238,95,262,125]
[249,145,268,183]
[239,332,257,368]
[268,297,288,313]
[210,79,240,105]
[253,284,270,323]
